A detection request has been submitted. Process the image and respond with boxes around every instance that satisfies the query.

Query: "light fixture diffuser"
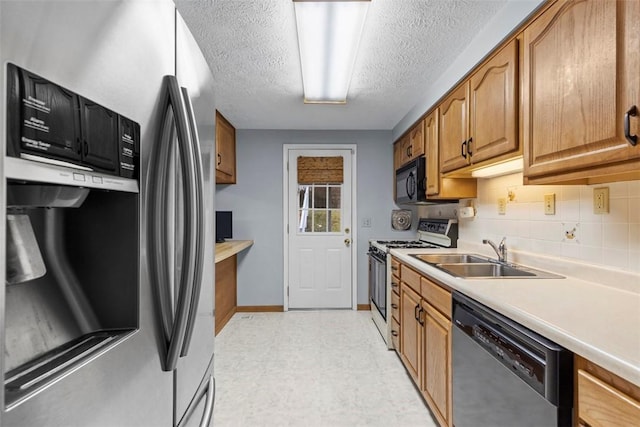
[470,157,524,178]
[293,0,370,104]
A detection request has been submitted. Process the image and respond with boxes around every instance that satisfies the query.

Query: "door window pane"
[329,210,341,232]
[313,211,327,232]
[296,183,342,234]
[298,186,311,209]
[298,209,311,232]
[328,187,341,208]
[313,187,327,208]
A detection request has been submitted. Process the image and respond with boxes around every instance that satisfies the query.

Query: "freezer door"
[174,11,216,426]
[177,356,215,427]
[1,1,176,425]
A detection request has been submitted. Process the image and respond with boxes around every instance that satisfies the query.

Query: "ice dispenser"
[4,180,138,408]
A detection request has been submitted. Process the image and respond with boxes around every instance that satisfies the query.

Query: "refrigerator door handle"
[199,376,215,427]
[179,86,205,358]
[150,75,198,371]
[177,375,215,427]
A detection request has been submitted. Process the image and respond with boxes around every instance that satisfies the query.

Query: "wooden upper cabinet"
[425,109,440,196]
[440,39,519,175]
[407,120,425,161]
[395,121,425,170]
[523,0,640,184]
[469,38,519,164]
[439,83,470,173]
[393,135,406,171]
[429,103,477,199]
[215,110,236,184]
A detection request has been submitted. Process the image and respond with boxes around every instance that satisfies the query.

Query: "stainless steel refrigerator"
[0,1,216,426]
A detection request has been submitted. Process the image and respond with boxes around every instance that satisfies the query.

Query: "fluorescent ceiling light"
[471,157,524,178]
[293,0,370,104]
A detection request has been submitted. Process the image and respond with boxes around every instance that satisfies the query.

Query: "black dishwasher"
[452,292,573,427]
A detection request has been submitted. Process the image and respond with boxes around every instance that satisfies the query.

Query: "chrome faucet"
[483,237,507,263]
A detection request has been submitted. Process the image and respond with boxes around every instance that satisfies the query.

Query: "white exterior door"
[286,148,354,309]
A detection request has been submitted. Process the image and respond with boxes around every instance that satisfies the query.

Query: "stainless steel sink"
[436,263,534,278]
[410,253,564,279]
[412,253,491,264]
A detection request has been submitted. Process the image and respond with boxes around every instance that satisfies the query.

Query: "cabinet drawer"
[578,369,640,427]
[391,274,400,295]
[421,276,451,319]
[391,317,400,351]
[391,258,400,276]
[401,264,421,293]
[391,291,400,323]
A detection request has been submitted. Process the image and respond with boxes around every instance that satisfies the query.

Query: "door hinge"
[287,286,289,296]
[287,161,289,171]
[287,224,289,234]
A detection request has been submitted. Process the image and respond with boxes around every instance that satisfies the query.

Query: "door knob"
[344,238,351,247]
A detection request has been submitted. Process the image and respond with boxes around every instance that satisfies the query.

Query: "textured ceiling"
[175,0,508,130]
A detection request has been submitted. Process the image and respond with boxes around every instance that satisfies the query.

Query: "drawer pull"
[391,330,399,337]
[391,303,398,309]
[625,105,638,146]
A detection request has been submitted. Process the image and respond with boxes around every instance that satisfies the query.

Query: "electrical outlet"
[362,217,372,228]
[498,198,507,215]
[544,193,556,215]
[593,187,609,214]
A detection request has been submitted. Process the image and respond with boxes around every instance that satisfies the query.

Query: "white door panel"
[287,148,353,309]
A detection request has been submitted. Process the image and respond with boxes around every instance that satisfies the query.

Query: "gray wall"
[215,130,417,307]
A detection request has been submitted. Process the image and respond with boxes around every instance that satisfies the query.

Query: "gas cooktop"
[374,240,437,249]
[370,218,459,252]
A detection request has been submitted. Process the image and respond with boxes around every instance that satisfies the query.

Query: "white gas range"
[368,218,458,349]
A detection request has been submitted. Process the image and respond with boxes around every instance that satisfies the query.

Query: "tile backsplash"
[420,173,640,275]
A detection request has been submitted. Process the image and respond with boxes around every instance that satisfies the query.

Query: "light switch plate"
[544,193,556,215]
[498,198,507,215]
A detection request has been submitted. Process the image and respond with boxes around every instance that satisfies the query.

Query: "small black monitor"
[216,211,232,243]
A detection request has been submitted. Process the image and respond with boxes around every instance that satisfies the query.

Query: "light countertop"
[389,247,640,388]
[215,240,253,264]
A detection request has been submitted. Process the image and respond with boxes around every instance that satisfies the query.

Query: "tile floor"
[213,310,438,427]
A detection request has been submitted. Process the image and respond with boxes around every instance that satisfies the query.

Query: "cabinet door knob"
[391,303,398,309]
[217,153,222,165]
[467,137,473,156]
[625,105,638,146]
[461,140,467,159]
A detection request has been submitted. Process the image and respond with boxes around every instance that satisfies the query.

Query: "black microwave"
[6,63,139,179]
[396,156,427,204]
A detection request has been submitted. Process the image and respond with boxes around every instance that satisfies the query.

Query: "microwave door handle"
[407,171,416,199]
[149,86,178,368]
[163,76,198,371]
[179,86,205,358]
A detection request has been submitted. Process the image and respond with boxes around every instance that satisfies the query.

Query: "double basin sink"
[411,253,564,279]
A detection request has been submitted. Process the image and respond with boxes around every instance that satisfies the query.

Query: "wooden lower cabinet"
[400,282,422,385]
[575,355,640,427]
[215,255,237,335]
[398,261,453,427]
[422,302,452,427]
